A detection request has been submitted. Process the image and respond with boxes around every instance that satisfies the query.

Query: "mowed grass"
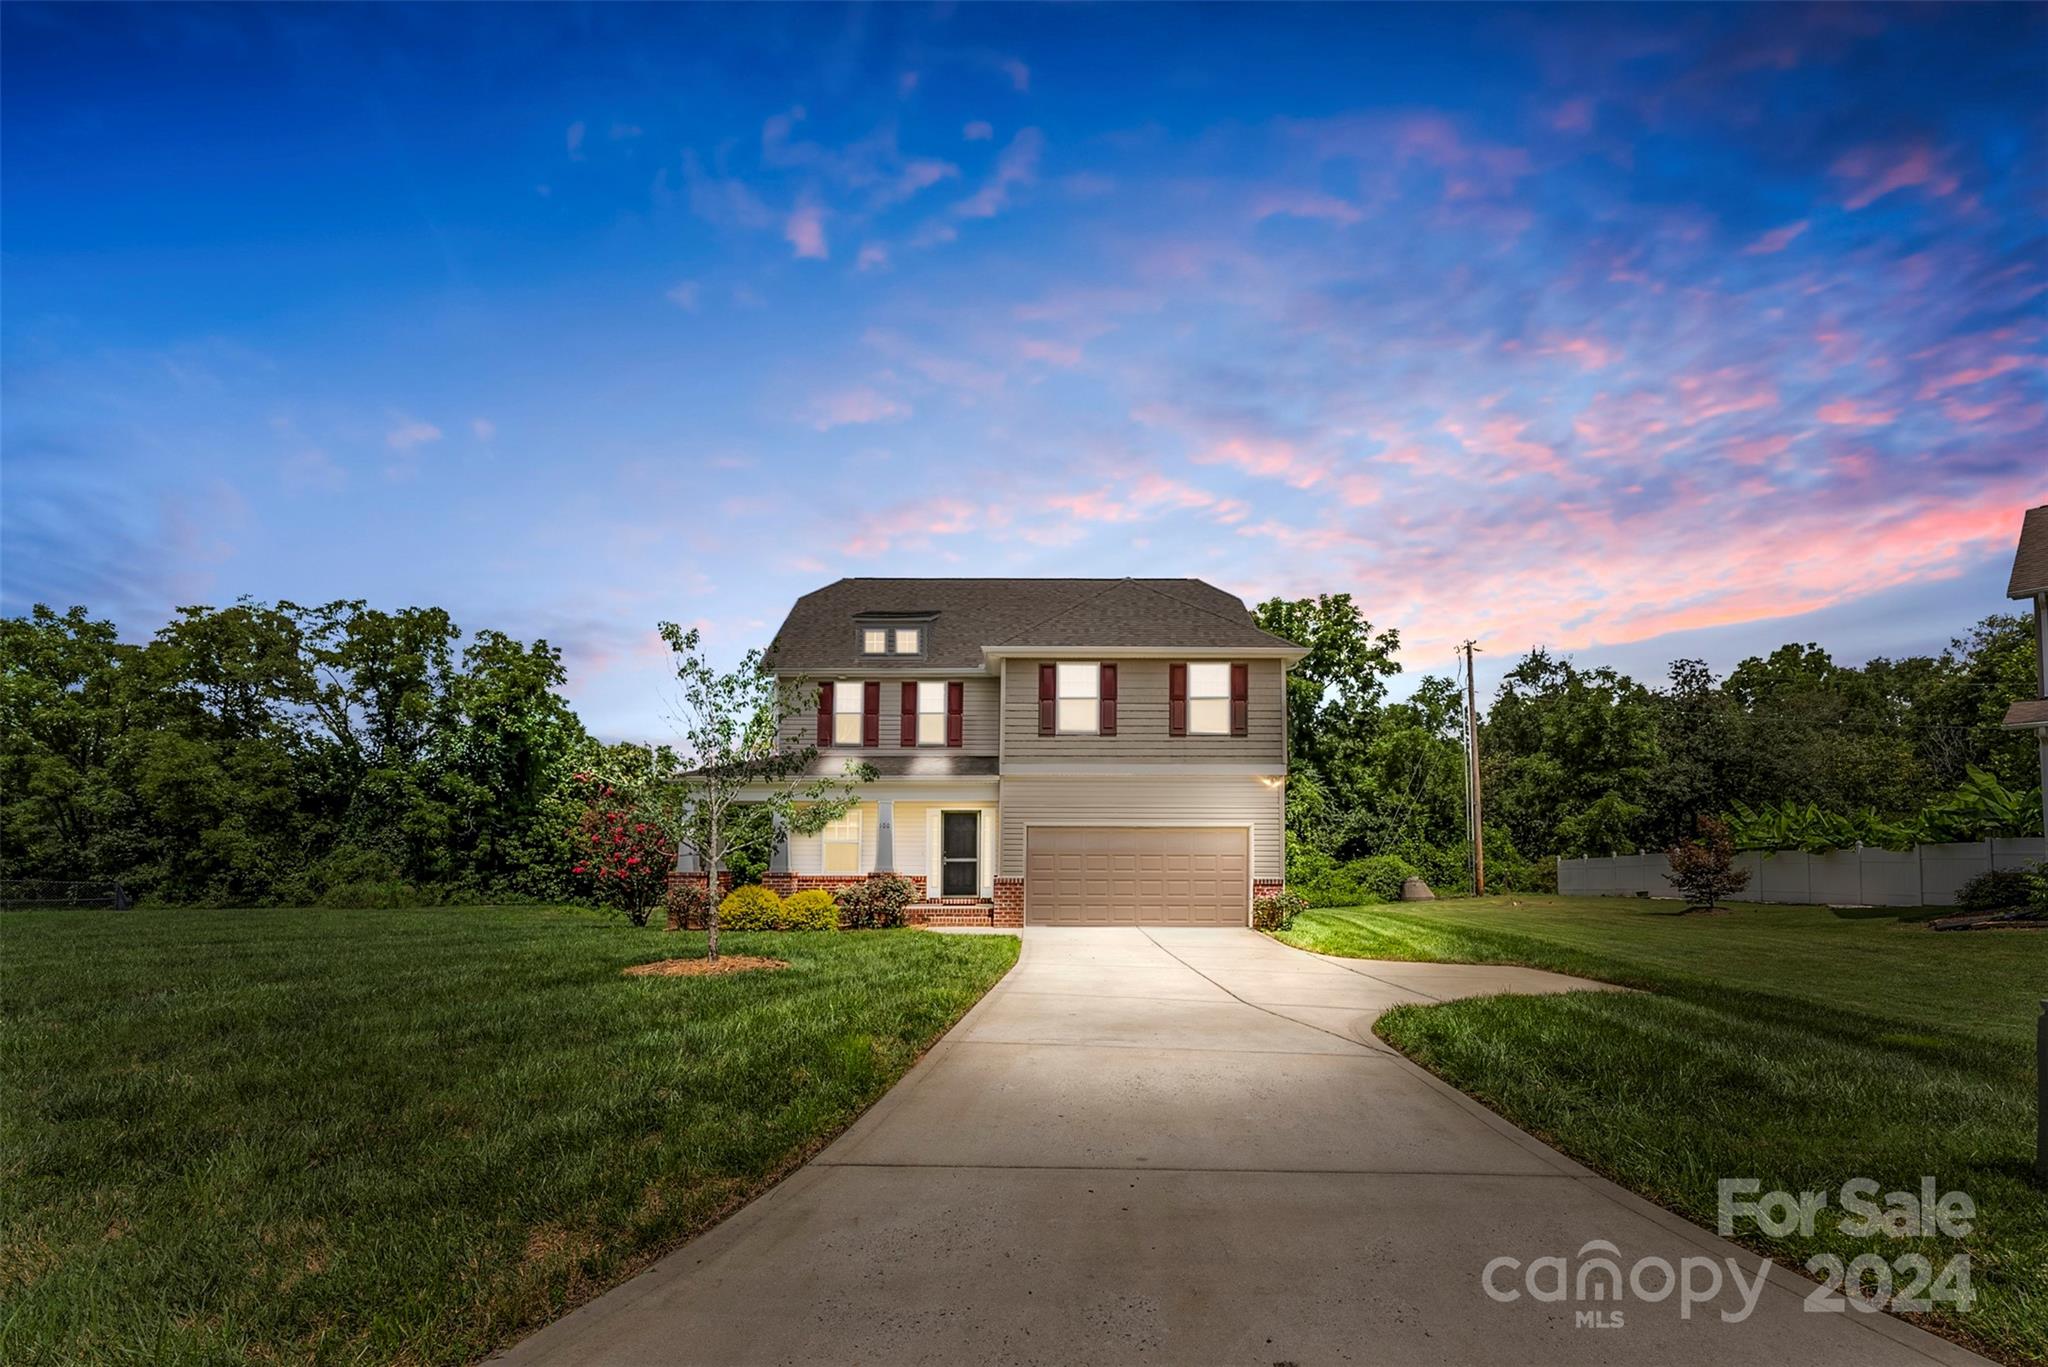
[0,907,1018,1365]
[1278,896,2046,1365]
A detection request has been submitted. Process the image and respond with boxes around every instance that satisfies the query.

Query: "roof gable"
[2008,504,2048,599]
[763,577,1301,672]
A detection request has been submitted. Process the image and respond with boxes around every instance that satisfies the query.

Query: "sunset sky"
[4,3,2043,739]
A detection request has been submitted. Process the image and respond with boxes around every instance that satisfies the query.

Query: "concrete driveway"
[501,927,1985,1366]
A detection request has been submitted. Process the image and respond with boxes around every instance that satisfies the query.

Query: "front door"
[941,812,979,897]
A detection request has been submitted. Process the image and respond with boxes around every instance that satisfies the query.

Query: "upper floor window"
[916,680,946,745]
[1056,662,1098,734]
[856,621,928,657]
[1187,662,1231,735]
[833,682,863,745]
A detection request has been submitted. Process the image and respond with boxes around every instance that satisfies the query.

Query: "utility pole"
[1461,640,1486,897]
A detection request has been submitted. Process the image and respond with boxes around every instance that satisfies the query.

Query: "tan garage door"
[1024,827,1249,926]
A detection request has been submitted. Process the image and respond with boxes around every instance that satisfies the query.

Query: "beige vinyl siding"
[999,658,1285,764]
[775,676,999,754]
[998,774,1283,880]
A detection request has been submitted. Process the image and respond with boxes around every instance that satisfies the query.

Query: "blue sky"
[4,3,2043,739]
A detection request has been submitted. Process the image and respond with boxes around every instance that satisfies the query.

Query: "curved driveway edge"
[498,927,1988,1367]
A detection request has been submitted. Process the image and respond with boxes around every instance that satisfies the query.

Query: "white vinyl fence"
[1558,839,2046,907]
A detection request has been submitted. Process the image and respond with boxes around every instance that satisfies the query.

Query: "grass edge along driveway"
[1276,895,2045,1367]
[0,906,1019,1366]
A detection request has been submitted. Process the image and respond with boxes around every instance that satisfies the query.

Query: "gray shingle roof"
[764,578,1302,671]
[2008,504,2048,599]
[2003,698,2048,729]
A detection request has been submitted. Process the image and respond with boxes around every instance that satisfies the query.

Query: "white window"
[894,627,920,654]
[822,809,862,873]
[833,682,863,745]
[1188,662,1231,735]
[916,680,946,745]
[1056,662,1098,734]
[861,628,888,654]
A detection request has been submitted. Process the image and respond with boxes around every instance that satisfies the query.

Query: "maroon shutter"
[1230,662,1249,736]
[900,682,917,747]
[862,680,881,747]
[1038,664,1056,736]
[946,680,964,747]
[1099,663,1117,736]
[817,681,834,746]
[1168,663,1187,736]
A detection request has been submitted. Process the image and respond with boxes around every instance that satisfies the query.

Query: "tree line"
[2,595,2037,905]
[1253,595,2041,895]
[0,601,650,906]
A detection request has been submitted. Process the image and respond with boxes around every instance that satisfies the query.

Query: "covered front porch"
[678,768,1003,924]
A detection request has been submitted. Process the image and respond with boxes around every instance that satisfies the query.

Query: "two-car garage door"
[1023,827,1249,925]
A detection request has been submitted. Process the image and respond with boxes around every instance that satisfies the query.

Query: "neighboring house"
[687,578,1306,926]
[2002,504,2048,833]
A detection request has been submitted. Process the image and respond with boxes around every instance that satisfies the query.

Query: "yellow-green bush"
[780,889,841,932]
[717,883,784,930]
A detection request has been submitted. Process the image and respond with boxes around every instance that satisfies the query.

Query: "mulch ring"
[624,956,791,978]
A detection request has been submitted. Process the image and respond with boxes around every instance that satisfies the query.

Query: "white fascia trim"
[772,666,994,678]
[740,781,999,801]
[981,645,1306,664]
[999,764,1284,778]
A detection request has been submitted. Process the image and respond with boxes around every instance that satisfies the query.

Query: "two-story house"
[736,577,1305,926]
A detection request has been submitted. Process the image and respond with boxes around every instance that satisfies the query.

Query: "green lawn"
[1278,896,2045,1366]
[0,907,1018,1366]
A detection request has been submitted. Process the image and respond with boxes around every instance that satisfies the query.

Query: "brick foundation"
[1253,879,1285,902]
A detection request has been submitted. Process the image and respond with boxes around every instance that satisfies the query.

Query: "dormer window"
[855,617,931,658]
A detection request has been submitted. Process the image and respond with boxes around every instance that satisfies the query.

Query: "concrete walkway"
[501,927,1986,1366]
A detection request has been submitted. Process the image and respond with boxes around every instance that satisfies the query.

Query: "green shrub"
[780,889,841,931]
[1955,865,2040,912]
[1252,889,1308,932]
[836,874,918,929]
[717,883,785,931]
[1292,854,1420,908]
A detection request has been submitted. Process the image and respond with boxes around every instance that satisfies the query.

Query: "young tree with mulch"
[1664,815,1751,910]
[647,623,871,962]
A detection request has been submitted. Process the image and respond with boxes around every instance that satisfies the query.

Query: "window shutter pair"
[1035,663,1117,734]
[899,681,965,747]
[1166,663,1248,736]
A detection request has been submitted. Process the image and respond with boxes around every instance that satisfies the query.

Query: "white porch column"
[768,810,790,874]
[875,799,895,871]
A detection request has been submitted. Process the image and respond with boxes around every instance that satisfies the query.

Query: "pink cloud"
[963,120,993,142]
[856,242,890,273]
[1743,219,1809,255]
[1816,398,1896,427]
[952,127,1043,221]
[784,200,828,259]
[1831,142,1961,211]
[1191,436,1327,489]
[1250,190,1365,226]
[1917,354,2026,399]
[807,387,908,431]
[1549,97,1594,134]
